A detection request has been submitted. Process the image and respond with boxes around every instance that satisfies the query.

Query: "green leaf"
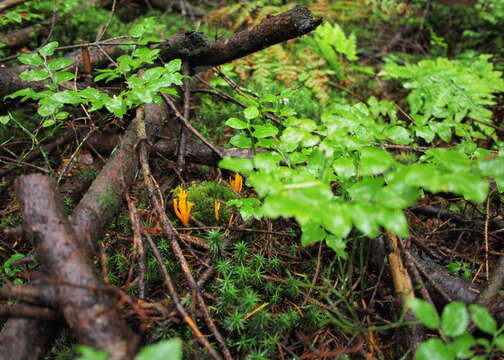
[254,152,280,172]
[38,98,62,117]
[230,133,252,148]
[300,222,326,246]
[225,117,248,129]
[495,334,504,351]
[469,305,497,335]
[47,58,73,71]
[244,106,260,120]
[377,208,409,237]
[135,338,182,360]
[218,157,254,175]
[75,345,108,360]
[18,53,43,66]
[409,298,440,329]
[385,126,412,145]
[165,59,182,73]
[359,147,396,176]
[2,254,26,276]
[78,87,102,100]
[38,41,59,57]
[55,112,69,120]
[54,71,75,83]
[42,119,56,127]
[0,115,11,125]
[321,204,352,239]
[141,67,164,81]
[51,91,81,105]
[447,333,475,359]
[105,96,127,118]
[5,88,42,101]
[333,157,356,179]
[441,302,469,337]
[19,69,51,82]
[414,339,455,360]
[350,203,380,237]
[325,235,347,258]
[252,124,279,138]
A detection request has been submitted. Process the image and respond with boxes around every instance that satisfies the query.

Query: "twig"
[177,60,190,171]
[125,187,147,300]
[136,109,231,359]
[161,93,224,158]
[142,232,222,360]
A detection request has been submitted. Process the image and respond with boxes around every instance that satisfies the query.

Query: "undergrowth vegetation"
[0,0,503,359]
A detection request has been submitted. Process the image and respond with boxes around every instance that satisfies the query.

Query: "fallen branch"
[16,173,139,359]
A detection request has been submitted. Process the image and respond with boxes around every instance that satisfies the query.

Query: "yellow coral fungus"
[230,173,243,193]
[173,188,194,226]
[214,200,220,221]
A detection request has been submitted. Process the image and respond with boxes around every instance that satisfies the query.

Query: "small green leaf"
[495,334,504,351]
[47,58,73,71]
[135,338,182,360]
[141,67,164,81]
[54,71,75,83]
[5,88,41,101]
[38,98,62,117]
[230,133,252,148]
[105,96,127,118]
[74,345,108,360]
[377,208,409,237]
[244,106,260,120]
[18,53,43,66]
[218,157,254,175]
[225,117,248,129]
[165,58,182,72]
[55,112,69,120]
[447,333,475,359]
[409,298,440,329]
[51,91,81,105]
[38,41,59,57]
[359,147,396,176]
[333,157,356,179]
[42,119,56,127]
[0,115,11,125]
[325,235,347,258]
[385,125,412,145]
[469,305,497,335]
[300,222,326,246]
[414,339,455,360]
[441,302,469,337]
[252,124,279,138]
[19,69,51,82]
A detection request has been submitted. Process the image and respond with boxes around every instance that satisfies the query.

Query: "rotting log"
[16,174,139,360]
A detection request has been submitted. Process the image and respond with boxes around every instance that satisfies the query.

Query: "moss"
[180,181,238,226]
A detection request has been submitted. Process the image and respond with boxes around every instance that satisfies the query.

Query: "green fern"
[381,54,504,142]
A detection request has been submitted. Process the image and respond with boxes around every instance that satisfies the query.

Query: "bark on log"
[154,138,254,165]
[16,173,139,360]
[71,103,167,255]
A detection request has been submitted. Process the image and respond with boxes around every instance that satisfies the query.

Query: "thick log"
[16,174,139,360]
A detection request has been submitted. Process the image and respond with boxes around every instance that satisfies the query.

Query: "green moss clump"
[185,181,237,226]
